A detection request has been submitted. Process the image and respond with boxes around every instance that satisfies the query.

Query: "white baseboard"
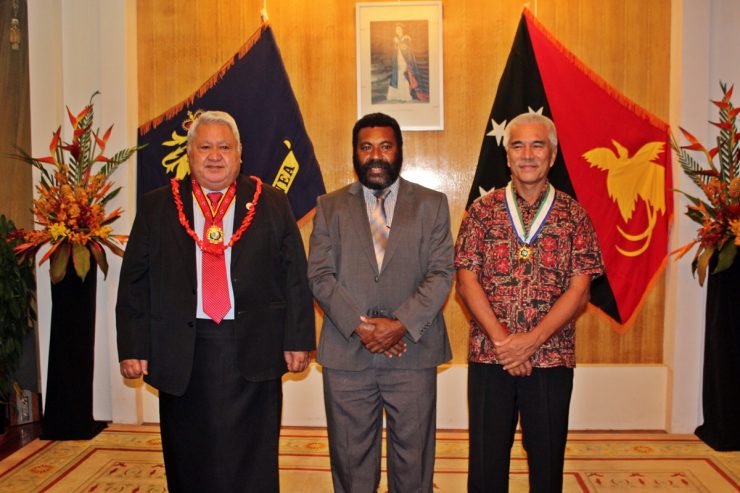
[283,363,669,431]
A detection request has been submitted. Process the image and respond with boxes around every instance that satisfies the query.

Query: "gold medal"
[505,182,555,262]
[175,177,262,255]
[206,225,224,244]
[518,245,531,260]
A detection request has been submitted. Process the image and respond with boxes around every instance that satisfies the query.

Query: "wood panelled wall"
[0,0,31,229]
[137,0,671,364]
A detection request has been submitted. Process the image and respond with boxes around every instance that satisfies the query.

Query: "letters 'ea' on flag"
[466,9,673,330]
[137,23,325,223]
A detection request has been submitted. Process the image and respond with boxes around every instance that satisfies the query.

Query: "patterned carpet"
[0,425,738,492]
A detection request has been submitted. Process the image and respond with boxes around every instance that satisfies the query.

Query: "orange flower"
[730,177,740,198]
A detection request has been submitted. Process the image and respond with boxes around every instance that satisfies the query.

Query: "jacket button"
[374,276,380,282]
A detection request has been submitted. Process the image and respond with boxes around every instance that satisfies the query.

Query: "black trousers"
[159,319,282,493]
[468,363,573,493]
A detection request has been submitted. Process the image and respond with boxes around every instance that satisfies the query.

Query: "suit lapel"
[229,175,255,269]
[169,179,197,288]
[381,178,412,273]
[348,182,380,274]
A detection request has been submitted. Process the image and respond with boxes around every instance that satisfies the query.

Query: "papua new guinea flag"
[137,23,325,223]
[466,9,672,330]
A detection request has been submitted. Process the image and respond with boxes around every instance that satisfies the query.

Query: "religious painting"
[356,1,443,130]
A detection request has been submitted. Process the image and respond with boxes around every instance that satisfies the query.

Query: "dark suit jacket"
[116,175,315,396]
[308,178,453,370]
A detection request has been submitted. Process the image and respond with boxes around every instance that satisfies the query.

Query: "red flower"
[62,142,81,160]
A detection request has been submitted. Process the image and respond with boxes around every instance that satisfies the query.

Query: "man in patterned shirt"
[455,113,604,492]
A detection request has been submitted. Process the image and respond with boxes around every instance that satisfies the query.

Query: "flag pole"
[261,0,269,23]
[523,1,538,17]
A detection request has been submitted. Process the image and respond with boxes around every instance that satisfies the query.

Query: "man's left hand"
[284,351,310,373]
[494,332,541,370]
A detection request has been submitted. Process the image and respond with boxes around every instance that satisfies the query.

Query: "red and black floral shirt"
[455,185,604,368]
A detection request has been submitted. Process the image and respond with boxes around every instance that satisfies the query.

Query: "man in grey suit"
[308,113,454,493]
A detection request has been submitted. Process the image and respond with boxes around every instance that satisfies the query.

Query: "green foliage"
[716,81,740,183]
[0,215,36,403]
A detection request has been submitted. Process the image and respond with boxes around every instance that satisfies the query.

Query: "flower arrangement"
[672,82,740,286]
[11,92,143,283]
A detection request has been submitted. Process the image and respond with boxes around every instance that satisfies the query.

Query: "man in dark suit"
[116,111,315,493]
[308,113,454,492]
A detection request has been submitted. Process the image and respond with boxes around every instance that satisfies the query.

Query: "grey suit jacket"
[308,177,453,370]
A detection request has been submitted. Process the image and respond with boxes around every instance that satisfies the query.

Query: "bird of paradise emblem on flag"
[583,140,667,257]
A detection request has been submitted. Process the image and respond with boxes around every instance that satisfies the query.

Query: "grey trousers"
[323,366,438,493]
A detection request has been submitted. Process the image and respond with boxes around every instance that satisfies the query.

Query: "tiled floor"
[0,425,738,492]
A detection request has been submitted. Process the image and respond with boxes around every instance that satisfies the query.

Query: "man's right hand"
[384,339,407,358]
[120,359,148,379]
[506,360,532,377]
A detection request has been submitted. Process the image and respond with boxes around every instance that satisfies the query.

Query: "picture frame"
[355,1,444,131]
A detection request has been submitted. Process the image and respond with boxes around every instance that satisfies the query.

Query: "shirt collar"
[362,177,400,200]
[513,180,551,208]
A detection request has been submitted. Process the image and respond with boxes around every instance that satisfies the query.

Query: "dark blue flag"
[137,23,325,222]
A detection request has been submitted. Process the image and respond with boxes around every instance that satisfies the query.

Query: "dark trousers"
[468,363,573,493]
[159,319,282,493]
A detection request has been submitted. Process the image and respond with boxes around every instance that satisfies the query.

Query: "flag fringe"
[523,8,669,133]
[138,22,270,136]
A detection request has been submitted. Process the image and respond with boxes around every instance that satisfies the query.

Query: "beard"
[353,155,402,190]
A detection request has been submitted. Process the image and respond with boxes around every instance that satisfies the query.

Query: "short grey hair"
[503,113,558,150]
[186,110,241,151]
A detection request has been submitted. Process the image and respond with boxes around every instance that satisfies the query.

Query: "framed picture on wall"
[356,1,443,131]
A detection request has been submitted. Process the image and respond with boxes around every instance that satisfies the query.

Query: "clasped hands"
[355,316,407,358]
[492,331,541,377]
